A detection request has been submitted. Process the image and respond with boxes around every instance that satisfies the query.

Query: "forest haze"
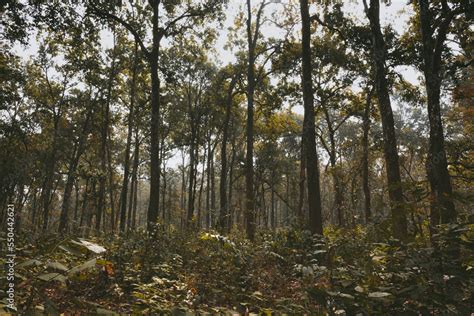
[0,0,472,314]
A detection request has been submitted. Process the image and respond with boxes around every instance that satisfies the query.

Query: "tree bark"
[187,130,197,225]
[297,138,306,224]
[41,111,60,232]
[58,100,94,233]
[362,87,373,223]
[119,40,138,232]
[323,105,344,226]
[418,0,457,225]
[219,76,237,232]
[128,125,140,231]
[197,144,207,229]
[364,0,407,240]
[97,30,117,233]
[147,0,162,231]
[205,135,211,229]
[300,0,323,235]
[245,0,257,240]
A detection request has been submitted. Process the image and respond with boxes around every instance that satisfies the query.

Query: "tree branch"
[88,3,150,58]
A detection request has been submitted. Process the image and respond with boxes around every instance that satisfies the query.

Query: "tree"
[362,0,407,240]
[218,66,240,233]
[416,0,465,225]
[299,0,323,235]
[119,39,139,232]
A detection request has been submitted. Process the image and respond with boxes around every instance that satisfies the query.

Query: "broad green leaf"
[46,261,68,272]
[68,258,97,275]
[37,273,67,284]
[59,245,84,256]
[71,239,106,254]
[368,292,391,298]
[16,259,42,269]
[96,307,119,315]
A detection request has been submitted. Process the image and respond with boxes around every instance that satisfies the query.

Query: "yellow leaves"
[257,111,300,138]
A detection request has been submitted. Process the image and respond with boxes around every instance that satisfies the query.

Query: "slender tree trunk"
[324,107,344,226]
[79,178,90,228]
[187,132,196,225]
[219,77,237,232]
[364,0,407,240]
[59,105,93,233]
[162,160,167,222]
[206,135,211,229]
[210,148,216,228]
[89,179,97,232]
[97,32,117,233]
[228,137,236,230]
[180,151,187,228]
[107,130,117,232]
[418,0,457,225]
[73,180,80,224]
[128,128,140,231]
[298,139,306,223]
[31,187,38,227]
[300,0,323,235]
[119,41,139,232]
[59,162,77,233]
[271,182,275,230]
[245,0,256,240]
[197,145,206,229]
[362,87,373,222]
[42,114,60,231]
[285,170,289,226]
[131,169,138,230]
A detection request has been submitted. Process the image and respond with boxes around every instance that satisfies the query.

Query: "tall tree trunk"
[107,130,117,232]
[97,31,117,233]
[187,132,196,225]
[206,135,211,229]
[298,139,306,223]
[300,0,323,235]
[180,150,187,228]
[323,106,344,226]
[89,179,97,232]
[228,136,236,230]
[59,104,93,233]
[59,161,78,233]
[197,145,206,229]
[42,114,60,231]
[119,41,139,232]
[73,180,80,224]
[362,87,373,222]
[219,76,237,232]
[147,0,162,231]
[162,159,167,222]
[31,187,38,227]
[128,126,140,231]
[418,0,457,225]
[271,181,275,230]
[210,148,216,228]
[131,167,138,230]
[364,0,407,240]
[79,178,90,228]
[245,0,257,241]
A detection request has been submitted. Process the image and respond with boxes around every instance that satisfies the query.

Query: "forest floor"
[1,223,472,315]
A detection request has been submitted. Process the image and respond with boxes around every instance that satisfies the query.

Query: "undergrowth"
[0,222,472,315]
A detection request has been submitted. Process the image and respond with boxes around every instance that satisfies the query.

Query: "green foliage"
[3,223,471,314]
